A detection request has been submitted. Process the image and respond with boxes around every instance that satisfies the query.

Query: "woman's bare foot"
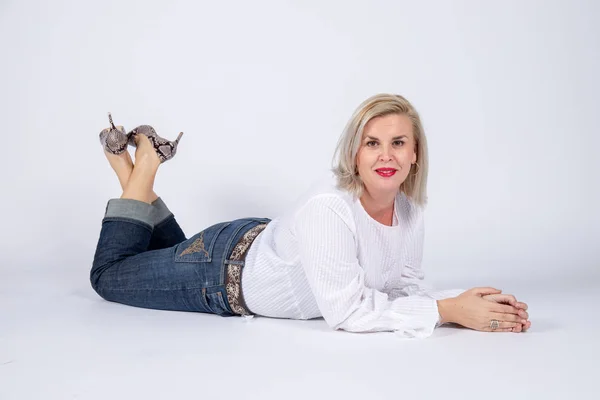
[132,133,161,167]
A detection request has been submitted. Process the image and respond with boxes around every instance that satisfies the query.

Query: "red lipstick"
[375,168,397,177]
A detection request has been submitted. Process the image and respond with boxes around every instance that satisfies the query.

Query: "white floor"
[1,269,598,400]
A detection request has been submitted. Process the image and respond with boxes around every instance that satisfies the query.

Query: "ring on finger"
[496,321,522,331]
[490,319,500,330]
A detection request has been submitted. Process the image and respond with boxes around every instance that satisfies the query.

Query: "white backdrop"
[1,0,598,290]
[2,1,600,399]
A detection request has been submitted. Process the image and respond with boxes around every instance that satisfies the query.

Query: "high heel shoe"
[99,112,130,155]
[128,125,184,163]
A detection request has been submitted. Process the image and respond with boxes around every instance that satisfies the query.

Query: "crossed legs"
[92,134,190,309]
[101,133,186,251]
[103,132,159,204]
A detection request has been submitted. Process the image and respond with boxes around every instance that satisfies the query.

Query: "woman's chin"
[365,181,404,196]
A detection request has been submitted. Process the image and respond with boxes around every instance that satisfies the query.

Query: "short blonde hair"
[331,93,429,207]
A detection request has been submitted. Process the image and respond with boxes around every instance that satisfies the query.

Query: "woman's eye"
[366,140,404,147]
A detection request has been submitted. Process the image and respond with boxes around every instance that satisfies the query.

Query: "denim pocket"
[204,289,231,315]
[174,222,230,263]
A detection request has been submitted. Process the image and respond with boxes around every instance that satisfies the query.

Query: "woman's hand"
[482,293,531,332]
[437,287,528,332]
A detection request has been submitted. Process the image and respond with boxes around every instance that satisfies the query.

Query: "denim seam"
[208,223,230,260]
[103,285,224,291]
[214,291,231,314]
[102,217,153,233]
[221,219,256,283]
[219,287,234,314]
[154,214,175,229]
[173,222,230,263]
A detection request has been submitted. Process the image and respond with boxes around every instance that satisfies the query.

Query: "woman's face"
[356,113,417,198]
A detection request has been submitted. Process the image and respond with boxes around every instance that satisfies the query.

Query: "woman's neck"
[359,191,396,226]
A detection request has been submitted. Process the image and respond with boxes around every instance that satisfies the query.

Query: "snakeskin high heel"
[99,112,130,155]
[128,125,184,163]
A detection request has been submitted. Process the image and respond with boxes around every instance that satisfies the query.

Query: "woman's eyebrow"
[365,135,408,140]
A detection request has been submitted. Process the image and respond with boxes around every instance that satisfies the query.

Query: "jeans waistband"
[224,222,267,316]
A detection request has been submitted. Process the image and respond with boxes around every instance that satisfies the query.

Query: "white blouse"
[241,172,464,338]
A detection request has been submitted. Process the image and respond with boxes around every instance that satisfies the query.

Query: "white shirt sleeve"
[383,210,465,327]
[294,196,442,338]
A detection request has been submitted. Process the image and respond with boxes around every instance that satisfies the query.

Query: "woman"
[91,93,531,338]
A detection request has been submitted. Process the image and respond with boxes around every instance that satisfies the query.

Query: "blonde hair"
[331,93,429,207]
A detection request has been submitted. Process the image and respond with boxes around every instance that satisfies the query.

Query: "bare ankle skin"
[104,150,133,190]
[104,136,159,203]
[121,160,159,204]
[120,135,161,204]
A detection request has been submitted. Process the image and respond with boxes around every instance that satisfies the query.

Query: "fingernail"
[521,319,527,324]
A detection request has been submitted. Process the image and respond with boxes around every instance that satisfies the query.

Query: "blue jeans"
[90,197,270,316]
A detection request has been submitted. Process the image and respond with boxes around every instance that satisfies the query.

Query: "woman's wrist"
[437,299,454,325]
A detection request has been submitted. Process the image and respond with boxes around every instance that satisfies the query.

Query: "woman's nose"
[379,147,392,161]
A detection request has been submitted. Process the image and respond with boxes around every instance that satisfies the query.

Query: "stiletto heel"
[128,125,184,163]
[99,112,129,155]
